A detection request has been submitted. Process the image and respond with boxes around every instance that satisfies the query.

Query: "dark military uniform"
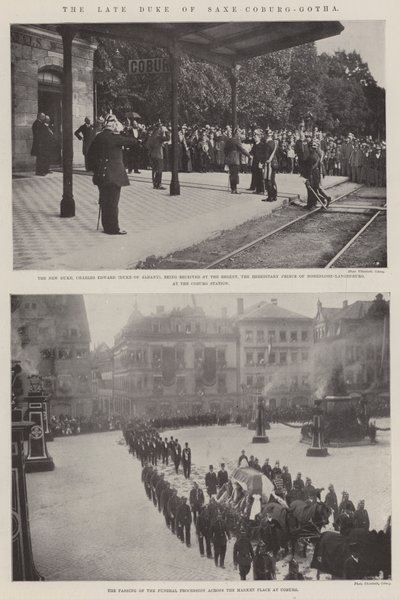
[210,517,230,567]
[87,128,136,234]
[233,535,254,580]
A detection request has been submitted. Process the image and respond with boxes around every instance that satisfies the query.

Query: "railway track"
[205,185,386,269]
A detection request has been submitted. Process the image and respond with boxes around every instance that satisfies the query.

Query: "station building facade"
[11,25,96,171]
[11,295,92,417]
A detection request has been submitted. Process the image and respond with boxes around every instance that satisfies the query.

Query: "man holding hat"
[87,113,137,235]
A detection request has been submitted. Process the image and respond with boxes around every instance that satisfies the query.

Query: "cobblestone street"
[26,422,390,581]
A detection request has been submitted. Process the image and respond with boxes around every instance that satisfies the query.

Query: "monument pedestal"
[307,401,328,457]
[12,410,44,580]
[25,380,55,473]
[252,397,269,443]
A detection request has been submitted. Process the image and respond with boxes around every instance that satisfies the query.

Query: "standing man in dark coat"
[233,529,254,580]
[217,463,228,489]
[31,112,50,176]
[177,496,192,547]
[182,442,192,479]
[262,130,279,202]
[224,129,251,194]
[205,465,218,499]
[87,114,136,235]
[173,438,182,474]
[196,505,212,558]
[189,482,205,524]
[324,484,338,522]
[74,117,95,171]
[210,513,230,568]
[250,131,266,194]
[304,139,331,209]
[146,124,169,189]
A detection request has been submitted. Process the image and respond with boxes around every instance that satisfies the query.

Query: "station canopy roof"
[76,21,344,67]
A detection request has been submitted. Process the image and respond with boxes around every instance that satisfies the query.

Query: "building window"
[268,352,276,364]
[290,331,298,342]
[152,322,160,333]
[301,375,310,388]
[279,330,287,342]
[291,351,298,364]
[153,376,163,394]
[257,352,265,366]
[217,374,227,394]
[152,348,162,369]
[301,351,309,362]
[301,330,309,341]
[185,323,192,334]
[176,347,185,369]
[290,376,299,391]
[279,352,287,365]
[268,330,276,342]
[58,348,72,360]
[195,322,201,333]
[76,349,87,359]
[257,330,265,342]
[246,352,254,366]
[245,330,253,342]
[38,326,49,336]
[256,375,264,390]
[246,376,253,387]
[177,376,186,394]
[346,346,355,364]
[217,349,226,368]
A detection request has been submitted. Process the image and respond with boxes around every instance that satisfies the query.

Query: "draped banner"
[203,347,217,387]
[162,347,176,386]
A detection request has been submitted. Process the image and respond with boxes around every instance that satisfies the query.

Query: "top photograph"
[11,20,386,270]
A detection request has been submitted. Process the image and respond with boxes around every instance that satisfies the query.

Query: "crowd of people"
[30,110,386,234]
[49,413,121,437]
[123,418,374,580]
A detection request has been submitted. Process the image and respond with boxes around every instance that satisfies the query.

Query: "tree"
[287,43,326,129]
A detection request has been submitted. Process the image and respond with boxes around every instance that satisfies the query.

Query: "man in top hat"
[205,465,218,498]
[87,113,137,235]
[217,463,228,489]
[182,442,191,479]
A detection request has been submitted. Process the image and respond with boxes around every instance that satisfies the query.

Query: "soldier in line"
[182,442,192,479]
[189,481,205,525]
[177,496,192,547]
[205,465,218,499]
[210,513,231,568]
[196,505,213,559]
[233,528,254,580]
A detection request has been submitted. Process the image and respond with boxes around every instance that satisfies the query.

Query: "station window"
[290,331,298,342]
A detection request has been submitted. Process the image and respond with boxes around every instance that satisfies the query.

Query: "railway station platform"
[12,168,347,270]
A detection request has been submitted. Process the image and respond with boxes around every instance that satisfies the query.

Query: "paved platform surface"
[13,169,347,270]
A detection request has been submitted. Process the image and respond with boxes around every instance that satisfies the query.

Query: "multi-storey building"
[90,342,114,416]
[108,303,240,418]
[11,295,92,417]
[313,294,390,401]
[235,298,313,411]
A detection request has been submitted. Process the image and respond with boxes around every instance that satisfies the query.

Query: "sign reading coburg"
[128,58,170,75]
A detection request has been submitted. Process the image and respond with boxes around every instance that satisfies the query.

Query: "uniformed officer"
[87,114,137,235]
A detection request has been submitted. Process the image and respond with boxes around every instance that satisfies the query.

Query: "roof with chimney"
[316,300,373,323]
[236,301,311,322]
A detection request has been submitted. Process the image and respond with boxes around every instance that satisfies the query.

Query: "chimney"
[343,300,348,309]
[271,298,278,306]
[237,298,244,315]
[221,307,228,319]
[156,306,164,314]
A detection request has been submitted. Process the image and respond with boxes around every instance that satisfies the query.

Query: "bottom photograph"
[10,292,391,581]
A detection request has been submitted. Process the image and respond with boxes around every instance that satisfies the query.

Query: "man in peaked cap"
[87,113,137,235]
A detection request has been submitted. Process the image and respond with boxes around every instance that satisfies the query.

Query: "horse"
[259,498,331,557]
[311,525,391,580]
